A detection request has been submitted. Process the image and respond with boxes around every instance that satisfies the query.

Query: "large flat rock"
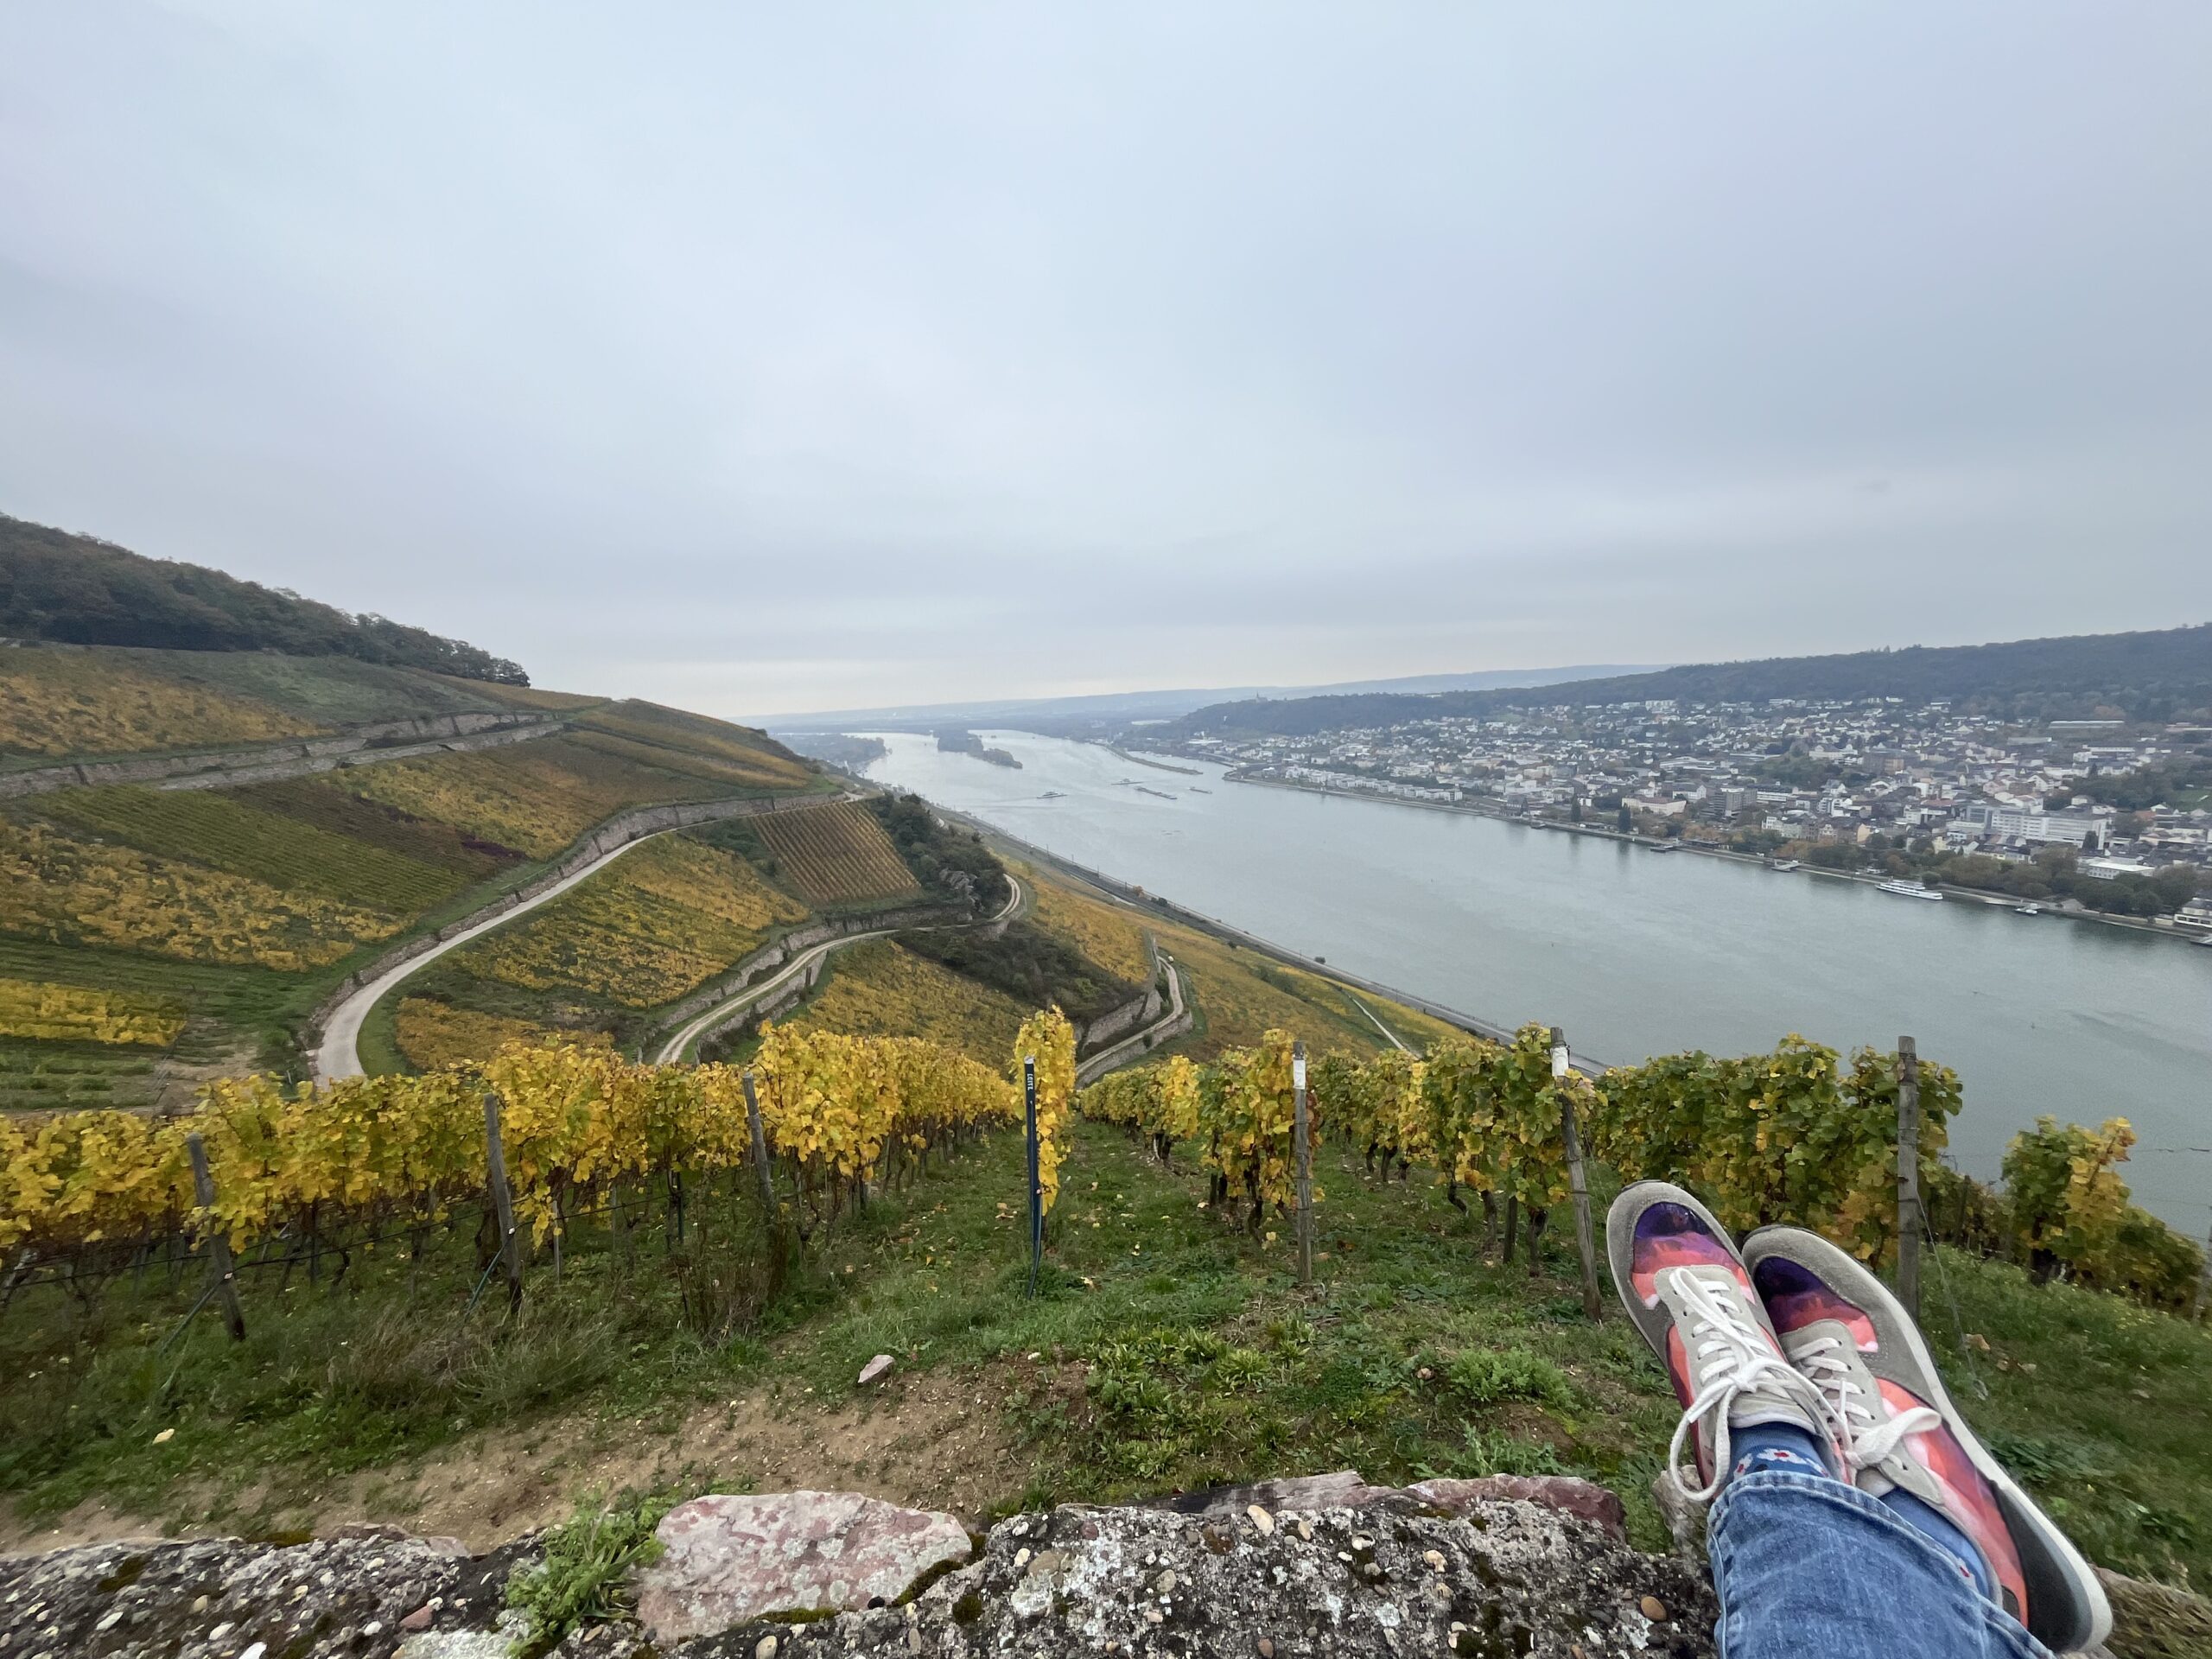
[634,1491,973,1643]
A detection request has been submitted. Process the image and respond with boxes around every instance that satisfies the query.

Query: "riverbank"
[1219,765,2211,948]
[932,803,1608,1073]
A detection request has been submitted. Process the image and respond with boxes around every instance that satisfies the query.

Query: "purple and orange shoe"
[1744,1225,2111,1654]
[1605,1181,1834,1503]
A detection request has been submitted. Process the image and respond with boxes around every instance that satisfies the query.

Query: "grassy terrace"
[5,1118,2205,1598]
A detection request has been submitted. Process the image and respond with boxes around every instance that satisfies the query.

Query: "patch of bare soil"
[0,1367,1027,1559]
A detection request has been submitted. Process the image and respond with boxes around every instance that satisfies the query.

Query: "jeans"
[1708,1446,2050,1659]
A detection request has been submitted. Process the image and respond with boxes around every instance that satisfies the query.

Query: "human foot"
[1604,1181,1832,1502]
[1744,1224,2111,1653]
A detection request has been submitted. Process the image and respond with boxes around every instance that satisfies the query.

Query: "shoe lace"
[1664,1267,1828,1504]
[1789,1333,1942,1480]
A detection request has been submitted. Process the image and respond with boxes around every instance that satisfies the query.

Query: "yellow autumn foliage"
[788,941,1026,1065]
[0,817,397,970]
[394,998,607,1071]
[0,977,187,1047]
[459,835,806,1007]
[0,1032,1020,1254]
[1013,1007,1076,1215]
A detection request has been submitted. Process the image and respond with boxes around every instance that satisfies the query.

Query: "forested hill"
[0,513,528,684]
[1169,624,2212,737]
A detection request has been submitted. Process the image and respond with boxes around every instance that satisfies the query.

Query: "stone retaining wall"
[0,710,555,799]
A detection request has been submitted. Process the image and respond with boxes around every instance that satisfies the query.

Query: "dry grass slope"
[754,802,921,906]
[0,650,321,761]
[1027,872,1154,982]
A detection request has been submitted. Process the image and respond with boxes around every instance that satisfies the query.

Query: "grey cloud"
[2,3,2208,715]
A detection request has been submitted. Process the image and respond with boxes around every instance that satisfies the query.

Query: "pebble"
[1259,1641,1275,1657]
[399,1605,434,1632]
[1154,1571,1178,1596]
[239,1645,268,1659]
[1014,1548,1032,1570]
[1640,1595,1669,1622]
[1246,1505,1275,1537]
[1422,1550,1445,1570]
[1294,1518,1313,1541]
[756,1637,780,1659]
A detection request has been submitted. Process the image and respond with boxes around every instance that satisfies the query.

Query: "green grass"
[118,650,514,729]
[0,1037,163,1112]
[0,938,315,1076]
[4,1118,2206,1596]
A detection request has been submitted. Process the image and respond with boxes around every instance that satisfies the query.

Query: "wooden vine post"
[1896,1036,1923,1319]
[1552,1028,1603,1321]
[1293,1039,1313,1286]
[483,1092,525,1313]
[185,1133,246,1342]
[1023,1056,1043,1298]
[741,1069,779,1253]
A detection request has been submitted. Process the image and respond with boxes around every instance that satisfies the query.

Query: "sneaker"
[1744,1224,2112,1654]
[1605,1181,1834,1503]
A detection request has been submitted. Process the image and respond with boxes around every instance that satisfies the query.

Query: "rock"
[1246,1505,1275,1536]
[1641,1594,1670,1621]
[0,1530,501,1659]
[1170,1469,1390,1516]
[1411,1476,1629,1542]
[0,1480,1721,1658]
[1651,1472,1709,1557]
[857,1353,895,1386]
[634,1491,973,1643]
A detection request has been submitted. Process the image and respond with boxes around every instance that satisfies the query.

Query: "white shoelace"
[1663,1267,1833,1503]
[1789,1332,1942,1484]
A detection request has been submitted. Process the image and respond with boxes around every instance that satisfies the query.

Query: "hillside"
[1,513,526,683]
[1169,623,2212,737]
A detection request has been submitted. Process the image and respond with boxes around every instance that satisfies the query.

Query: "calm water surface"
[861,732,2212,1228]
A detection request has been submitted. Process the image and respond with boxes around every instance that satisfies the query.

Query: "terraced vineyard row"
[753,800,920,904]
[435,835,809,1012]
[784,939,1027,1065]
[0,648,321,762]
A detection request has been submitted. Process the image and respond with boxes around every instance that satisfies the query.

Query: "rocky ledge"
[0,1474,1709,1659]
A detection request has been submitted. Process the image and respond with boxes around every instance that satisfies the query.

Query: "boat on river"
[1878,879,1943,901]
[2015,904,2042,916]
[1768,858,1801,871]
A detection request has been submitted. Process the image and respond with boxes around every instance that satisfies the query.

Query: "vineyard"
[39,785,472,917]
[753,800,922,905]
[0,1023,1038,1281]
[784,940,1029,1065]
[0,814,399,972]
[0,976,186,1048]
[394,998,600,1072]
[334,734,802,861]
[0,648,320,762]
[443,834,809,1010]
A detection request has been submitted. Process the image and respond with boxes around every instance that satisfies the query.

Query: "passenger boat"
[1767,859,1801,871]
[1877,879,1943,901]
[2014,904,2041,916]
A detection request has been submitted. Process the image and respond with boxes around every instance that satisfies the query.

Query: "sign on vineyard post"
[1294,1040,1313,1285]
[1897,1036,1923,1320]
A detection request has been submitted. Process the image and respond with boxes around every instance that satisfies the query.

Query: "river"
[853,730,2212,1230]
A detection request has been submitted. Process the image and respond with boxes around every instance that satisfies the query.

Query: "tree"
[1569,798,1583,823]
[1616,804,1633,833]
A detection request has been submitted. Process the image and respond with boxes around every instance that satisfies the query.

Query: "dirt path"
[0,1368,1027,1556]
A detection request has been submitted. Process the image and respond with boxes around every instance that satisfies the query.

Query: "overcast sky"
[3,5,2209,717]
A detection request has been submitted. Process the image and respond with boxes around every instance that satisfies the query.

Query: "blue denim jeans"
[1709,1454,2050,1659]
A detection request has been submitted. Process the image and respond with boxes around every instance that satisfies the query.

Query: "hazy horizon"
[5,5,2210,717]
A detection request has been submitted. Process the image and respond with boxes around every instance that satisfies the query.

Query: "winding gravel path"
[652,874,1023,1065]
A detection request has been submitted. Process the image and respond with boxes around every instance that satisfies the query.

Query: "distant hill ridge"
[0,512,526,685]
[1169,624,2212,737]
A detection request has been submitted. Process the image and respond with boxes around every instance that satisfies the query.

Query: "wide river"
[857,731,2212,1229]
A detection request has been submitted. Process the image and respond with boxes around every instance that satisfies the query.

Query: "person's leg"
[1708,1457,2047,1659]
[1603,1184,2047,1659]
